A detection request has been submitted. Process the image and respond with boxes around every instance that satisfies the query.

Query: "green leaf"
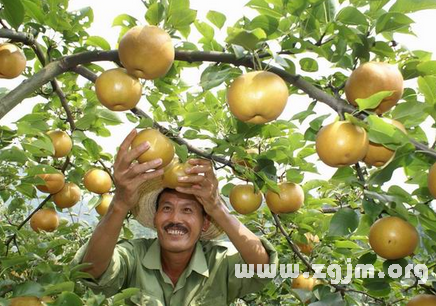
[145,2,165,25]
[206,10,226,29]
[52,292,83,306]
[334,240,362,249]
[299,58,319,72]
[418,76,436,104]
[0,147,28,164]
[226,27,267,50]
[200,65,241,90]
[417,61,436,76]
[247,0,283,18]
[113,288,140,305]
[363,278,391,297]
[390,0,436,13]
[97,109,123,125]
[0,0,24,29]
[112,14,138,27]
[76,113,97,130]
[328,208,359,236]
[250,15,279,36]
[336,6,368,26]
[43,282,75,296]
[0,255,32,269]
[174,143,188,162]
[194,20,214,41]
[21,0,45,23]
[355,91,393,111]
[167,9,197,28]
[86,36,111,50]
[366,115,407,147]
[83,138,101,161]
[375,12,414,34]
[12,281,44,298]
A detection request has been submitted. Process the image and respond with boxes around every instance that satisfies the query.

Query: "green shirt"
[73,237,278,306]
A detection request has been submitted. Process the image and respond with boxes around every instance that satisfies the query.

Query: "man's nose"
[168,209,182,223]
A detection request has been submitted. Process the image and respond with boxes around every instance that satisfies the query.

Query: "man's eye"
[162,206,171,212]
[184,208,193,213]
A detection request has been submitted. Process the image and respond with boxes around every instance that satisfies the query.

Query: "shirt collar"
[143,239,162,270]
[142,239,209,278]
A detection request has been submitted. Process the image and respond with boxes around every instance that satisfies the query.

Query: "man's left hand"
[175,158,222,215]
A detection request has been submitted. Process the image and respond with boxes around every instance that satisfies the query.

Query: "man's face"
[154,190,209,253]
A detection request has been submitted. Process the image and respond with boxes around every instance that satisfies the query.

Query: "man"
[74,129,278,305]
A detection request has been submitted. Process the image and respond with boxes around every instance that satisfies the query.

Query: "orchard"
[1,0,436,305]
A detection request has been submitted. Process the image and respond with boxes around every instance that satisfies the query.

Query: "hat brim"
[132,177,224,240]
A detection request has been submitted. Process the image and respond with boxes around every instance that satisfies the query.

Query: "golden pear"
[131,129,175,168]
[316,121,369,167]
[369,216,419,260]
[118,25,174,79]
[229,184,262,215]
[265,182,304,214]
[227,71,288,124]
[0,43,26,79]
[407,294,436,306]
[96,193,112,216]
[9,296,44,306]
[363,119,407,167]
[30,209,59,233]
[95,68,142,111]
[47,130,72,158]
[291,274,317,291]
[36,173,65,194]
[296,233,320,255]
[345,61,403,114]
[428,162,436,198]
[83,169,112,194]
[162,161,197,189]
[53,182,81,209]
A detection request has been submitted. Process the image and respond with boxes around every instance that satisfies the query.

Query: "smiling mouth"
[164,224,188,236]
[166,229,187,236]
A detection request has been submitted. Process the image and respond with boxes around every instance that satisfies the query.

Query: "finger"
[185,165,211,175]
[138,168,164,182]
[175,186,206,197]
[187,158,211,166]
[124,141,151,165]
[129,158,163,177]
[115,129,137,164]
[178,174,205,184]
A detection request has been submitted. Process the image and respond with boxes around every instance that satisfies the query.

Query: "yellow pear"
[95,68,142,111]
[0,43,26,79]
[118,25,174,79]
[47,130,72,158]
[227,71,288,124]
[131,129,175,168]
[36,173,65,194]
[83,169,112,194]
[345,61,403,114]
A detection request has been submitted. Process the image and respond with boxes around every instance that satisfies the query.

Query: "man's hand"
[175,158,222,215]
[112,129,164,213]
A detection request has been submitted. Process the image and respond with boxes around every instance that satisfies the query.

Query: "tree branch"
[4,195,52,256]
[0,45,435,159]
[272,213,385,304]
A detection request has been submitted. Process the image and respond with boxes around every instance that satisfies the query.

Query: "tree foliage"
[0,0,436,305]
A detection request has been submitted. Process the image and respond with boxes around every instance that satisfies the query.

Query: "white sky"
[1,0,436,201]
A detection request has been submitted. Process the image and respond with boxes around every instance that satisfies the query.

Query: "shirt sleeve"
[71,239,136,297]
[226,236,278,303]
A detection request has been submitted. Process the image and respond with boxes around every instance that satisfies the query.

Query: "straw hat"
[132,177,224,240]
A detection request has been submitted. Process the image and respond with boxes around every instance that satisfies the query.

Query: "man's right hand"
[112,128,164,214]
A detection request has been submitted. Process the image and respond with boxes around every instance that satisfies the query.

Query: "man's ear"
[202,214,211,232]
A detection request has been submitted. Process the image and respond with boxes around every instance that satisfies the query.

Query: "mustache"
[164,223,188,232]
